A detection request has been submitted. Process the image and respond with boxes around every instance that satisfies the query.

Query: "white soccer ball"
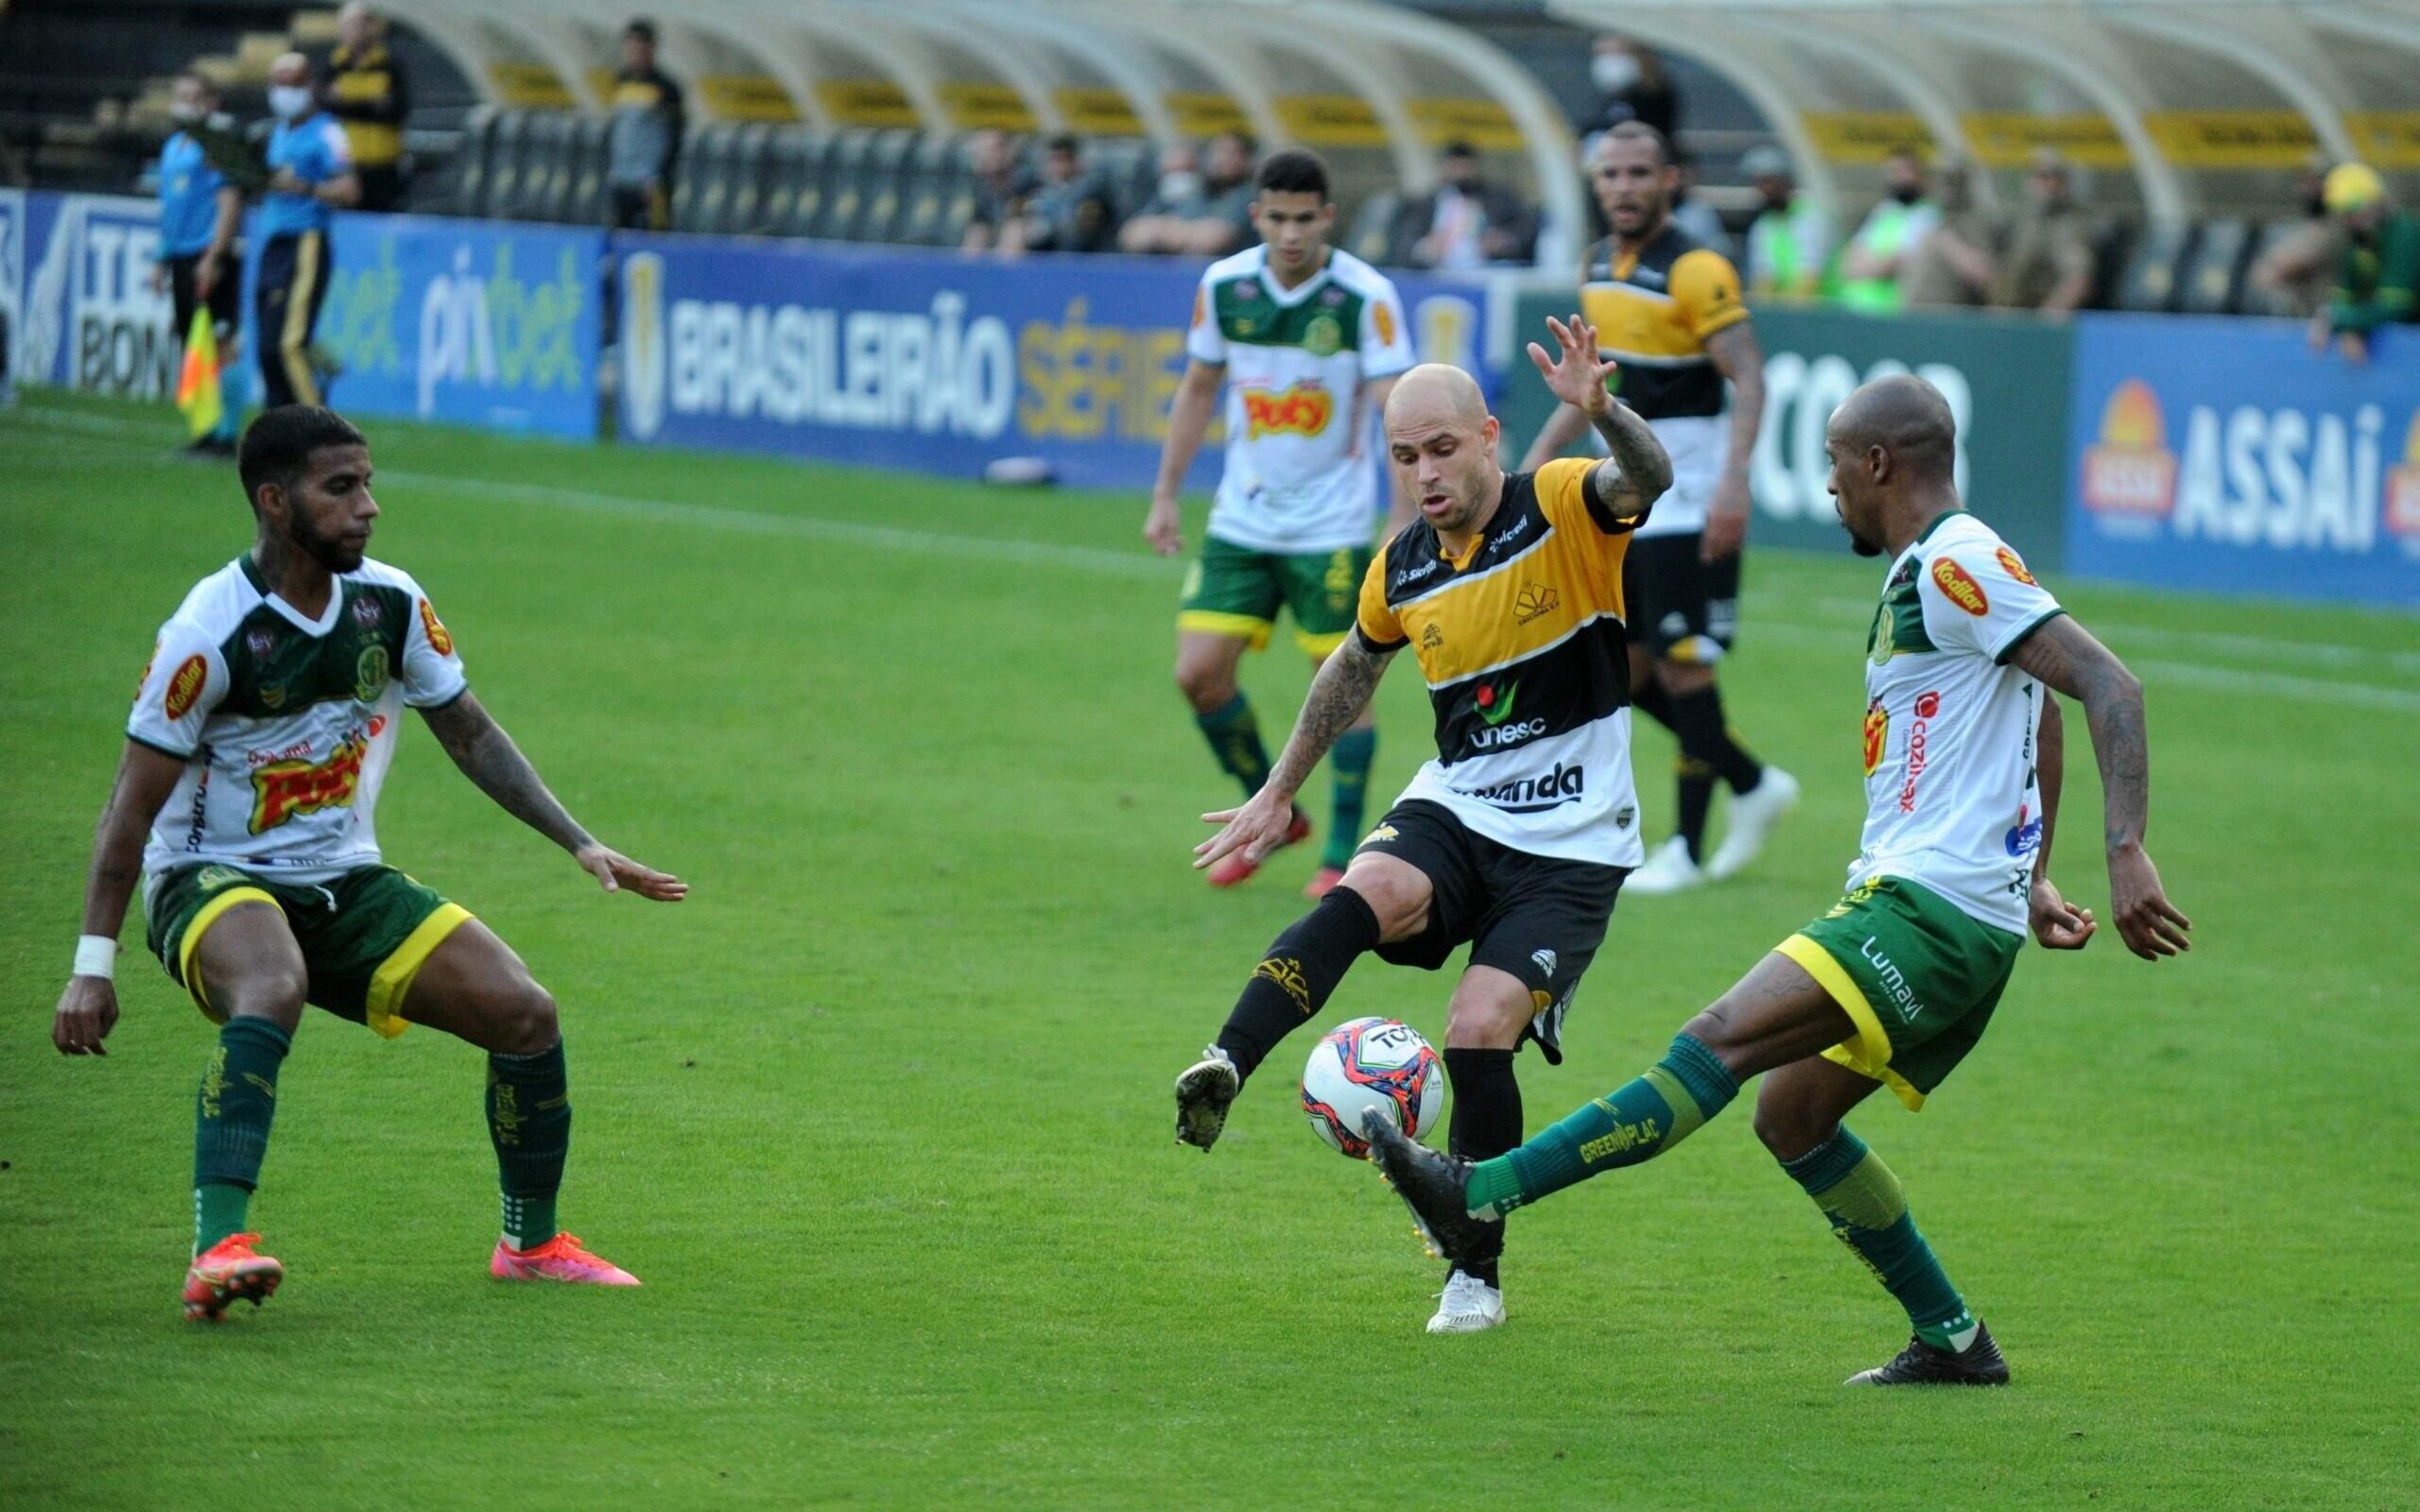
[1301,1016,1443,1158]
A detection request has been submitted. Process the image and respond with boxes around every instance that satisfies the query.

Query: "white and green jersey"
[128,556,468,885]
[1853,513,2065,935]
[1186,244,1414,554]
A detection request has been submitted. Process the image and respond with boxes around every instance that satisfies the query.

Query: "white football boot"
[1622,834,1705,896]
[1426,1269,1507,1333]
[1706,766,1802,882]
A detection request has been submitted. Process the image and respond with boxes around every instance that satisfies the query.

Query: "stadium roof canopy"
[1551,0,2420,220]
[396,0,1586,233]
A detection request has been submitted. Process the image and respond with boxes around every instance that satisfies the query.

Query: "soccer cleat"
[1622,834,1705,896]
[1206,808,1312,888]
[1426,1269,1506,1334]
[1705,766,1802,881]
[1358,1108,1501,1266]
[183,1232,284,1320]
[489,1232,642,1286]
[1173,1047,1242,1150]
[1844,1323,2010,1386]
[1302,866,1347,901]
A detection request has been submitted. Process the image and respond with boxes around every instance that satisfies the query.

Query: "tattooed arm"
[1584,392,1672,524]
[1194,637,1397,870]
[2006,616,2189,958]
[420,693,687,901]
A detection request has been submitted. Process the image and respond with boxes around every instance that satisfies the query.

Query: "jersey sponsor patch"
[419,598,454,657]
[1995,545,2037,586]
[1930,557,1989,615]
[1863,698,1889,776]
[250,730,368,833]
[1241,381,1333,439]
[1373,300,1397,348]
[164,655,209,720]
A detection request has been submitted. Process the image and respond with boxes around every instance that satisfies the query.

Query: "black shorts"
[166,250,241,346]
[1355,799,1628,1064]
[1622,533,1741,665]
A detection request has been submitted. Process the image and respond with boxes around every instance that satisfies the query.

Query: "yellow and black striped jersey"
[1354,457,1651,867]
[1578,224,1748,421]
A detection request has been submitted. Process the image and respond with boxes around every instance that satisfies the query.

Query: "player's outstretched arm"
[420,693,687,902]
[1530,313,1670,516]
[1196,636,1396,870]
[1146,359,1225,556]
[2027,694,2098,950]
[55,742,188,1055]
[2007,616,2191,960]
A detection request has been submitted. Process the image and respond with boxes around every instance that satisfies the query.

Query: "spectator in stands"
[1586,35,1676,140]
[1740,145,1832,301]
[1991,149,2096,314]
[2250,154,2344,318]
[325,3,409,213]
[1839,147,1938,313]
[2315,163,2420,364]
[962,129,1036,255]
[257,52,357,409]
[1900,158,1999,310]
[1401,140,1537,268]
[1113,130,1255,257]
[1118,141,1206,254]
[1016,133,1120,255]
[1668,147,1734,263]
[606,19,683,232]
[153,69,243,455]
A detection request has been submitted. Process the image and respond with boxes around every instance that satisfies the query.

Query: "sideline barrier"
[611,234,1494,490]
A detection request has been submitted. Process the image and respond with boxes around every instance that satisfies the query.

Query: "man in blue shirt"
[257,51,359,408]
[153,70,245,455]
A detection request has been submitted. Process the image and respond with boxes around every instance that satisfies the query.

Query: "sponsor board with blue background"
[2067,315,2420,608]
[612,233,1492,490]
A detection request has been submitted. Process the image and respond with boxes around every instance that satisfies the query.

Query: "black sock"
[1670,685,1758,859]
[1443,1046,1522,1287]
[1213,886,1382,1082]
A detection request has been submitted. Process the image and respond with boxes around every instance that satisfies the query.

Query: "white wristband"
[72,935,118,982]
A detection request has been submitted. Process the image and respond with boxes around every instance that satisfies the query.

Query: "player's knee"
[218,963,307,1030]
[1173,660,1233,713]
[1337,868,1426,941]
[493,981,560,1056]
[1678,1002,1754,1070]
[1752,1092,1835,1162]
[1443,992,1529,1049]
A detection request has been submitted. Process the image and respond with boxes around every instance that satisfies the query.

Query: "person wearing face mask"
[1119,141,1210,256]
[1741,146,1834,301]
[154,70,245,455]
[256,52,359,410]
[1587,35,1676,142]
[1840,148,1939,314]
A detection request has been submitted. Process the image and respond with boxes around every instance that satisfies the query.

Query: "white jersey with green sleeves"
[128,556,468,885]
[1185,244,1414,554]
[1853,512,2066,935]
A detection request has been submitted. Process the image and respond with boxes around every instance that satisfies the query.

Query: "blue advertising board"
[611,235,1493,490]
[2068,314,2420,609]
[11,192,181,399]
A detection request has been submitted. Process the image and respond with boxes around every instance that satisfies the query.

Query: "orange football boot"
[1207,807,1312,888]
[1302,866,1347,900]
[183,1232,284,1321]
[490,1232,641,1286]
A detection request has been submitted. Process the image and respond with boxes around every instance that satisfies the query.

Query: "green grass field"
[2,391,2414,1510]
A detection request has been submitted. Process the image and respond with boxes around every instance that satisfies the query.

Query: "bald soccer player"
[1361,374,2192,1382]
[1171,326,1673,1334]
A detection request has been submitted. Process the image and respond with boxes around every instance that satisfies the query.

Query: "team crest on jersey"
[351,595,384,629]
[1929,557,1989,615]
[1513,582,1561,624]
[1996,546,2037,586]
[419,598,454,657]
[1420,623,1444,650]
[1303,314,1344,357]
[354,644,389,704]
[246,627,279,659]
[164,655,209,721]
[1241,381,1333,440]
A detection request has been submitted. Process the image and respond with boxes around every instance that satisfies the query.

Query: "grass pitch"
[1,393,2414,1510]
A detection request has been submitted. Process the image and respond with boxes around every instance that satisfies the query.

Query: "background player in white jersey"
[1146,149,1416,897]
[51,406,686,1319]
[1363,375,2192,1383]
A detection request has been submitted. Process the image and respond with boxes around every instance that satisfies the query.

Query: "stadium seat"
[936,134,986,248]
[850,129,920,245]
[2178,217,2253,317]
[677,125,734,234]
[522,112,575,223]
[760,129,804,236]
[448,105,498,220]
[564,114,609,228]
[482,110,528,222]
[2114,221,2198,314]
[784,129,836,239]
[727,123,774,235]
[815,128,879,242]
[893,134,958,247]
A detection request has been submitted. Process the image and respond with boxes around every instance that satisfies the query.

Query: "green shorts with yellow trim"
[1178,535,1371,657]
[1774,874,2023,1111]
[143,863,473,1040]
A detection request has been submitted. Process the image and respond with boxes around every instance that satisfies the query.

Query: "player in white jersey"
[52,406,685,1319]
[1362,375,2192,1383]
[1146,148,1416,897]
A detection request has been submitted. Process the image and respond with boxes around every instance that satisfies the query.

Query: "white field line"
[9,404,2416,710]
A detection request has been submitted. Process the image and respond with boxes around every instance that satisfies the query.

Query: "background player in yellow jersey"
[1524,123,1797,895]
[1172,319,1670,1333]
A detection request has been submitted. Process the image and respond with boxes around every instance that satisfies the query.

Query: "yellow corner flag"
[176,308,225,440]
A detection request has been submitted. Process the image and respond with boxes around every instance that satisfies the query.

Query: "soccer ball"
[1301,1016,1443,1158]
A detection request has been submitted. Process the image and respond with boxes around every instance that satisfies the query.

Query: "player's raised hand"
[2029,878,2098,951]
[2106,847,2191,960]
[576,844,689,902]
[54,975,121,1056]
[1144,493,1184,557]
[1195,787,1298,872]
[1528,314,1617,417]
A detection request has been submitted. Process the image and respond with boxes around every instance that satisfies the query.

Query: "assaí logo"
[2082,377,2389,553]
[623,258,1014,442]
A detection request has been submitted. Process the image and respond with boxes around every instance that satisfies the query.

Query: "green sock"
[1322,727,1376,868]
[489,1041,572,1249]
[193,1017,290,1254]
[1195,693,1272,800]
[1464,1033,1737,1216]
[1781,1127,1977,1349]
